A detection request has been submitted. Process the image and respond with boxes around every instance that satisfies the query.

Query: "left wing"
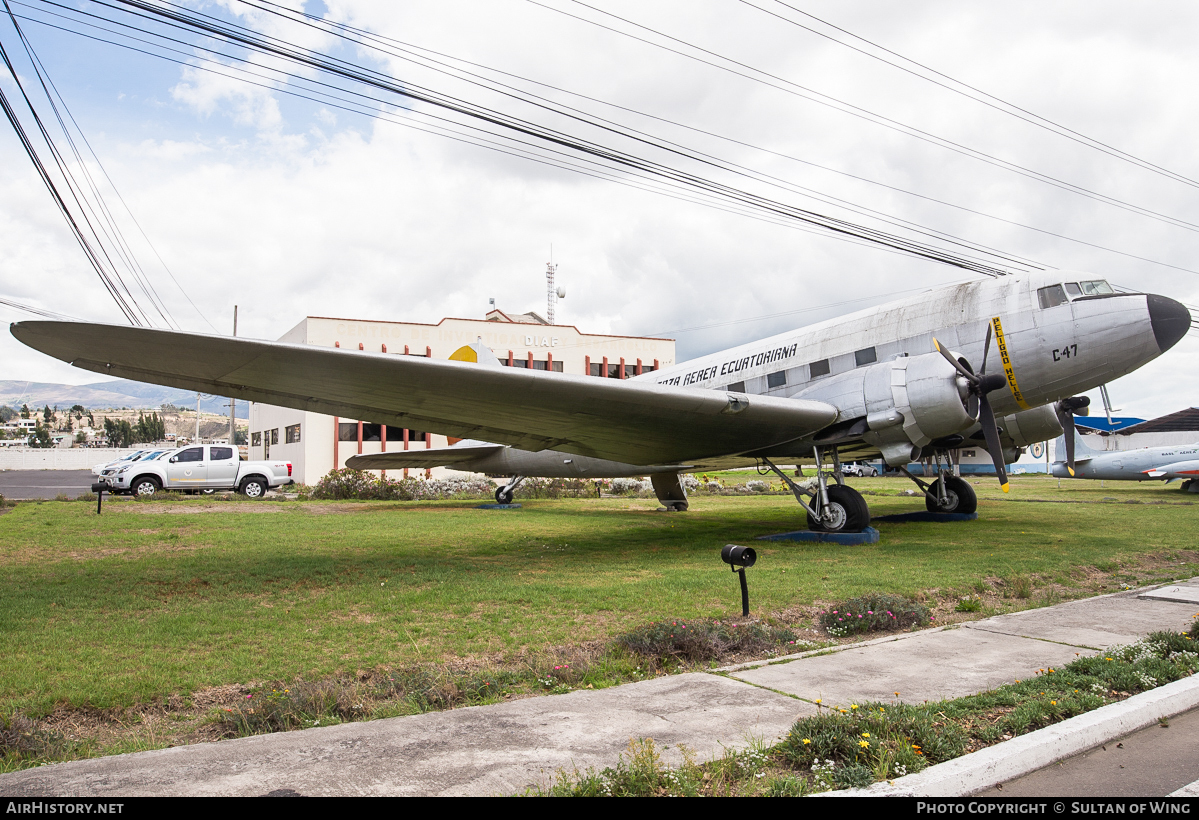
[11,321,838,465]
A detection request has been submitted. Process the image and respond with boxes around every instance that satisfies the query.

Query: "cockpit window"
[1079,279,1114,296]
[1037,284,1068,309]
[1064,282,1082,298]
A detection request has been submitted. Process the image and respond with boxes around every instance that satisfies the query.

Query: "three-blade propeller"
[933,324,1011,492]
[1054,396,1091,477]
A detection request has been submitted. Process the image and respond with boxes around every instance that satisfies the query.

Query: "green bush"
[819,593,930,637]
[616,618,798,663]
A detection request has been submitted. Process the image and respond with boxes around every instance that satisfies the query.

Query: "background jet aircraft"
[1051,431,1199,492]
[11,269,1190,532]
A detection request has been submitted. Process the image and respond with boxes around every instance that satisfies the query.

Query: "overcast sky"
[1,0,1197,420]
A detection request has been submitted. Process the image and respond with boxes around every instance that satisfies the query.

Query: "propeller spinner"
[933,324,1011,492]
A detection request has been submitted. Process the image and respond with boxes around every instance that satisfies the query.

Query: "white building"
[248,311,675,485]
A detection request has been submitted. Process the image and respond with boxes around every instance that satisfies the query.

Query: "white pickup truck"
[97,444,293,497]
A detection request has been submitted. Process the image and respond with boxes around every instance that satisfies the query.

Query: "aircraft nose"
[1147,293,1190,353]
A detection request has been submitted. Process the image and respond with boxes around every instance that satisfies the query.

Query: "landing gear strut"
[495,475,525,505]
[763,447,870,533]
[900,450,977,514]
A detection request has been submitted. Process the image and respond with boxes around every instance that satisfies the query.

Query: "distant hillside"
[0,379,249,418]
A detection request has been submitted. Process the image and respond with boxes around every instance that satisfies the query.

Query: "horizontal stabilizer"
[346,444,504,470]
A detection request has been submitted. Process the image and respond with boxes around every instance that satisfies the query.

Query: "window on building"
[726,381,745,393]
[809,359,830,378]
[1037,284,1068,309]
[855,347,877,367]
[608,364,620,378]
[361,423,382,442]
[552,361,563,372]
[511,359,528,368]
[641,364,655,373]
[285,424,301,444]
[251,432,261,446]
[385,427,405,442]
[270,428,279,445]
[767,370,787,389]
[338,423,358,442]
[408,430,427,442]
[532,360,547,370]
[589,363,601,376]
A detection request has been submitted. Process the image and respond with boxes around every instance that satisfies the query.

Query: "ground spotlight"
[720,544,756,616]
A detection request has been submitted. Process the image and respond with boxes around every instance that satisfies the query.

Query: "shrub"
[310,469,495,501]
[514,477,597,499]
[819,593,930,637]
[955,597,983,613]
[616,618,798,663]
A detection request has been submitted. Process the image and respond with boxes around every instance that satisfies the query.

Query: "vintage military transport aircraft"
[10,269,1191,532]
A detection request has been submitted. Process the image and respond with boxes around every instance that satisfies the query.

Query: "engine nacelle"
[794,351,978,466]
[999,405,1063,448]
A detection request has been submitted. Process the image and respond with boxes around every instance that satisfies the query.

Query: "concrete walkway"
[2,583,1198,797]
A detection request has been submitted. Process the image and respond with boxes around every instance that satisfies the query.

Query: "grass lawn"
[0,475,1195,762]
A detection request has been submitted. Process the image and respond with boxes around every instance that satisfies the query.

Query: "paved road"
[0,469,95,499]
[977,707,1199,798]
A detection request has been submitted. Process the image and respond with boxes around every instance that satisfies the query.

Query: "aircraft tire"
[495,487,514,505]
[924,477,977,514]
[807,484,870,533]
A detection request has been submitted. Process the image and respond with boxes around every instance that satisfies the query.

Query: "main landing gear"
[495,475,525,505]
[900,449,978,514]
[763,447,870,533]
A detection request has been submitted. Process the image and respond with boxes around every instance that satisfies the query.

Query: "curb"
[822,671,1199,797]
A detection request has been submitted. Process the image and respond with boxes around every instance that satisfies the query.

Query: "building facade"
[248,311,675,485]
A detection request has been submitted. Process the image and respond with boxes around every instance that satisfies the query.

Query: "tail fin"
[1053,426,1098,462]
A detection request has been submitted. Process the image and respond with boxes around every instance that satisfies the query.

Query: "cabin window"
[767,370,787,389]
[855,347,877,366]
[809,359,830,378]
[1064,283,1082,298]
[726,381,745,392]
[1038,284,1068,309]
[176,447,204,463]
[285,424,301,444]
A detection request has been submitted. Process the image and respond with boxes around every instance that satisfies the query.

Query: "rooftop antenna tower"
[546,246,565,324]
[546,251,557,325]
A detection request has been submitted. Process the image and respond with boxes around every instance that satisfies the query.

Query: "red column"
[602,356,609,378]
[382,344,387,353]
[507,350,514,366]
[334,341,340,348]
[333,416,339,470]
[403,427,409,479]
[426,346,432,357]
[654,359,660,370]
[358,343,363,350]
[380,424,386,479]
[357,420,363,455]
[404,345,410,354]
[636,358,643,375]
[619,357,626,379]
[547,352,553,371]
[585,355,591,375]
[527,351,534,368]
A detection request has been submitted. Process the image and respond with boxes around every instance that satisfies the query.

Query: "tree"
[42,405,53,425]
[27,422,54,449]
[0,405,14,423]
[20,404,30,419]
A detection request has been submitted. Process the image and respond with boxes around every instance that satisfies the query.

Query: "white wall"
[0,448,142,470]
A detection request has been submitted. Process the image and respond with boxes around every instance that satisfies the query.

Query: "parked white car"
[97,444,293,497]
[842,462,879,477]
[91,448,166,476]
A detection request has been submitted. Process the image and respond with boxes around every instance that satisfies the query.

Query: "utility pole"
[229,305,238,446]
[195,392,201,443]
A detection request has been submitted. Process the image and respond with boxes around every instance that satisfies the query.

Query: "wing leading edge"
[11,321,838,465]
